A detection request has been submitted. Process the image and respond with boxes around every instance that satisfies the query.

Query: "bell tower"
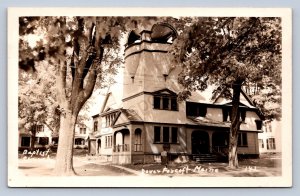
[123,23,178,102]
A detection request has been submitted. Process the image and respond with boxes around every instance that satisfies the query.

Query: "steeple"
[123,23,178,100]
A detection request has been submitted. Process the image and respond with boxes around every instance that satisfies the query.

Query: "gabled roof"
[152,88,177,96]
[100,108,121,117]
[113,109,142,127]
[99,90,123,115]
[211,88,232,103]
[240,90,255,106]
[212,88,256,108]
[186,86,264,119]
[100,92,112,113]
[104,107,112,112]
[121,109,142,121]
[187,86,215,104]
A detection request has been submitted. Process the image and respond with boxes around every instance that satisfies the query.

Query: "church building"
[89,23,263,164]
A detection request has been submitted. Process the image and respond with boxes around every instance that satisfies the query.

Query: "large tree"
[19,16,130,175]
[19,16,161,175]
[173,17,281,168]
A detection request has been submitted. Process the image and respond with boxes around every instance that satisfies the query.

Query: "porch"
[112,127,144,164]
[191,130,229,162]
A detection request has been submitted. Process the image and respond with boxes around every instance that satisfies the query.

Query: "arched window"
[151,23,177,43]
[116,132,123,145]
[127,31,141,46]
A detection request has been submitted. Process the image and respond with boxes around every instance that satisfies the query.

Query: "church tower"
[123,23,180,113]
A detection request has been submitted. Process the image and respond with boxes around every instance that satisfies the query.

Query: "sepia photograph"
[7,8,292,187]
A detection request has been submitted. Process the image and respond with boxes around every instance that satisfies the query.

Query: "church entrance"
[192,131,210,154]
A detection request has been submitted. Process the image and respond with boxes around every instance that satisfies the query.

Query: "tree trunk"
[53,110,77,175]
[228,82,242,168]
[30,124,37,150]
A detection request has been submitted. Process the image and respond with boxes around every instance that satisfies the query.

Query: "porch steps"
[192,154,218,163]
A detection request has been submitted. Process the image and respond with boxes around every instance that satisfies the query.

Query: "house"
[89,23,263,164]
[19,122,90,152]
[74,124,89,149]
[89,92,122,159]
[258,120,281,154]
[18,123,53,151]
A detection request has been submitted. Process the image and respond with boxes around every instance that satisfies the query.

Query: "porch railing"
[213,146,228,155]
[134,143,143,152]
[113,144,129,152]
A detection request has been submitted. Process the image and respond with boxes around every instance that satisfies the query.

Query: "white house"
[258,120,281,154]
[19,122,90,151]
[74,124,90,149]
[18,123,53,151]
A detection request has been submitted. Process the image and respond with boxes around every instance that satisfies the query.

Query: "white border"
[8,7,292,187]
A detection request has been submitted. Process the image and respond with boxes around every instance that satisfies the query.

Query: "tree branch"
[42,121,56,133]
[70,17,95,107]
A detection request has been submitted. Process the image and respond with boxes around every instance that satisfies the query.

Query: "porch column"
[95,139,99,155]
[112,132,115,153]
[128,126,132,152]
[208,131,213,153]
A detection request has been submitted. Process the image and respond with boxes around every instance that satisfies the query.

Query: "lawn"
[18,150,281,177]
[123,154,281,177]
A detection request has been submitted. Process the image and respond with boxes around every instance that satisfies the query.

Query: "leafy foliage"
[173,17,282,119]
[18,62,59,132]
[172,17,282,168]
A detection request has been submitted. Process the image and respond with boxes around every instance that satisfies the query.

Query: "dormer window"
[153,95,178,111]
[222,107,247,122]
[152,89,178,111]
[186,102,207,117]
[222,108,232,122]
[240,109,246,122]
